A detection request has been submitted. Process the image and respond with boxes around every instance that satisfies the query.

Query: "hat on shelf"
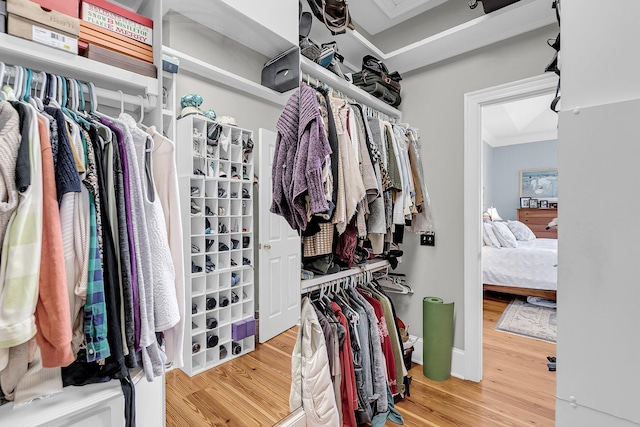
[203,109,217,121]
[178,94,204,119]
[217,115,238,127]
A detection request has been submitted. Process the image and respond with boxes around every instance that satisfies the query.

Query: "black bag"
[361,55,402,93]
[261,46,300,93]
[307,0,354,35]
[354,82,401,108]
[468,0,521,14]
[352,55,402,107]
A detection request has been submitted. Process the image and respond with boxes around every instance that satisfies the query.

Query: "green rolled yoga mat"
[423,297,455,381]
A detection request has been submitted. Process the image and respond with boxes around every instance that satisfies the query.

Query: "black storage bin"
[261,46,299,93]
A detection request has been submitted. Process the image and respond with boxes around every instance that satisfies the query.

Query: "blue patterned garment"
[81,131,110,362]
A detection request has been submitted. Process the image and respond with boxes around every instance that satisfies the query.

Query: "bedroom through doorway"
[468,75,560,410]
[463,74,558,382]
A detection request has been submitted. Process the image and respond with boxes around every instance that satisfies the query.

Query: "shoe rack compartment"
[177,115,255,376]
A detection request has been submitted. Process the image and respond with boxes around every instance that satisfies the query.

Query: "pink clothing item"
[34,115,73,368]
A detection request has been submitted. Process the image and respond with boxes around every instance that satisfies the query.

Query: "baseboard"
[273,407,306,427]
[409,335,466,380]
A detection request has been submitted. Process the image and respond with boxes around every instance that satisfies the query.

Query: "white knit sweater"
[122,116,180,334]
[0,102,21,251]
[0,102,43,368]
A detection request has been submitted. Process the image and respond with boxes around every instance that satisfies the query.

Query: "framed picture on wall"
[520,197,531,208]
[549,202,558,208]
[530,199,539,208]
[539,200,549,208]
[520,168,558,200]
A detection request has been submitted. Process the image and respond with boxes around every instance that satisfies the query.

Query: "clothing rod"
[88,86,154,112]
[300,71,395,123]
[300,259,390,294]
[2,62,156,112]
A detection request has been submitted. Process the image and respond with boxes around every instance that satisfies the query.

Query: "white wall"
[389,24,558,350]
[556,0,640,425]
[164,12,284,137]
[221,0,298,47]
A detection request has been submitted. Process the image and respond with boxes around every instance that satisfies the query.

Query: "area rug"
[495,298,557,343]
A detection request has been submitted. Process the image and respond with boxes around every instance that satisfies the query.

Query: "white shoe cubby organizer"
[177,114,255,376]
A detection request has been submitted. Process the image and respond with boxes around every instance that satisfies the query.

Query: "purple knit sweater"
[271,84,332,231]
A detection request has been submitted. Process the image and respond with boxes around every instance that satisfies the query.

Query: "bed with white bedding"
[483,238,558,300]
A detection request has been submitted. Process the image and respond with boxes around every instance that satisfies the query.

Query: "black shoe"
[192,261,203,273]
[206,255,216,273]
[232,341,242,355]
[206,296,217,310]
[206,317,218,329]
[207,334,219,348]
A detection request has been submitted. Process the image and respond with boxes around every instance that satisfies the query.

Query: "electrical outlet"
[420,232,435,246]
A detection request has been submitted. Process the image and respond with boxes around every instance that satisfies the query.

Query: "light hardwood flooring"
[166,293,556,426]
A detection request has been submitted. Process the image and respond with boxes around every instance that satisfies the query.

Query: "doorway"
[463,73,558,381]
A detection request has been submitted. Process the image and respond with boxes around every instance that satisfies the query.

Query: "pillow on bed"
[507,220,536,241]
[492,222,517,248]
[483,222,501,248]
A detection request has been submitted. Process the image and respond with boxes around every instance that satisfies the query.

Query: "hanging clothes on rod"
[294,272,406,426]
[0,61,183,427]
[272,80,434,278]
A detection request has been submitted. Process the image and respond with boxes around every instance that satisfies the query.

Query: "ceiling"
[349,0,450,35]
[482,93,558,147]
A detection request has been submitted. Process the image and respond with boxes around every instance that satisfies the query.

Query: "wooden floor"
[166,293,556,426]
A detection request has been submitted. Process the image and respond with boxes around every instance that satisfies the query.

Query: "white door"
[258,129,301,343]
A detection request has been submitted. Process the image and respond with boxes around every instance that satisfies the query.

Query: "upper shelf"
[0,33,159,96]
[308,0,556,74]
[163,0,297,59]
[162,46,292,107]
[300,57,402,119]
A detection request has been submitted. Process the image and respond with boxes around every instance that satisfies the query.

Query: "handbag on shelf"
[352,55,403,106]
[354,81,401,107]
[307,0,354,35]
[299,11,322,62]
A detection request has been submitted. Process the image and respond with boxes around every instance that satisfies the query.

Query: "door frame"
[463,73,558,382]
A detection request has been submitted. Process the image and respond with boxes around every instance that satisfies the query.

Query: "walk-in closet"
[0,1,637,426]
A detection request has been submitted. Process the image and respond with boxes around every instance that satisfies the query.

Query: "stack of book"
[79,0,156,77]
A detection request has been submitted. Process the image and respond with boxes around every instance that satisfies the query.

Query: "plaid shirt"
[81,131,110,362]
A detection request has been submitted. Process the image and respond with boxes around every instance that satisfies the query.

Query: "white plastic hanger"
[117,90,125,115]
[137,94,148,130]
